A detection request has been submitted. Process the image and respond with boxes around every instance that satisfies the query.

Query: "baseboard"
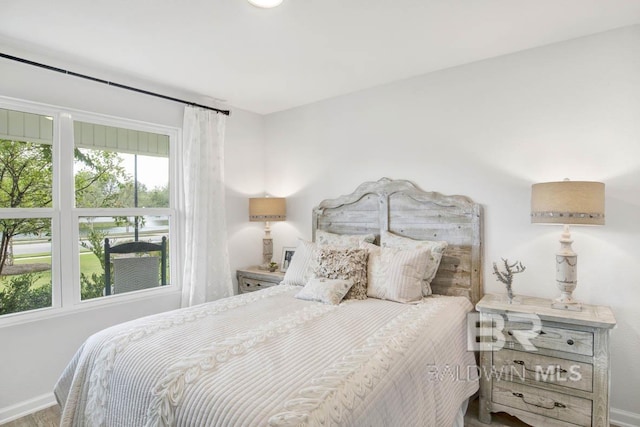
[1,394,637,426]
[611,407,640,427]
[0,392,57,424]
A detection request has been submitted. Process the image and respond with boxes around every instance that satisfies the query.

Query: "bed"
[55,177,483,426]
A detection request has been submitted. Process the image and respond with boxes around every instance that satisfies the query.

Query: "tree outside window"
[0,108,171,316]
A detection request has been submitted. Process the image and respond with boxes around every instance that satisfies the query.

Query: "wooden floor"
[464,398,532,427]
[1,397,532,426]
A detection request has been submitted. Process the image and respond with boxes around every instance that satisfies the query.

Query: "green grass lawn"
[0,253,103,291]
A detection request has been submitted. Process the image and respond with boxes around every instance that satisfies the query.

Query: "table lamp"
[249,197,286,267]
[531,179,605,311]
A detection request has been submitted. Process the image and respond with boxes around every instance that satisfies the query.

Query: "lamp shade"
[249,197,286,221]
[531,181,605,225]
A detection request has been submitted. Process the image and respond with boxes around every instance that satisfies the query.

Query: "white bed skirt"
[453,398,470,427]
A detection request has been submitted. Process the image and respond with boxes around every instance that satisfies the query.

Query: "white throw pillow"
[380,231,447,296]
[281,239,317,286]
[295,278,354,305]
[361,242,430,303]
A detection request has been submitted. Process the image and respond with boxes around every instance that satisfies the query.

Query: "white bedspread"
[55,285,478,426]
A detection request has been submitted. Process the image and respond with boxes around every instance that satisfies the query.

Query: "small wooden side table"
[236,266,285,294]
[476,293,616,427]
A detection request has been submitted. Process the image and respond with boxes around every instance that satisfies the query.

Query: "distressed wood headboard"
[312,178,483,304]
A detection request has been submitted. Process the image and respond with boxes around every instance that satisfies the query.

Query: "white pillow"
[361,242,430,303]
[281,239,317,286]
[380,231,448,295]
[295,278,354,305]
[315,229,376,248]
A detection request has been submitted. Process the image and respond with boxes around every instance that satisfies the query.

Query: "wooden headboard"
[312,178,483,304]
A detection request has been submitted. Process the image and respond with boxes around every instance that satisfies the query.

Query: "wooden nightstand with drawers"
[476,294,616,427]
[236,266,285,294]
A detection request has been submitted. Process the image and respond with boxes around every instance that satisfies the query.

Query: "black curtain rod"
[0,52,230,116]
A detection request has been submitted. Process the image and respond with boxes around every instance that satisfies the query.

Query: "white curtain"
[178,106,233,307]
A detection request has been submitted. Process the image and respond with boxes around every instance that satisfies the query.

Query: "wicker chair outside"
[104,237,167,295]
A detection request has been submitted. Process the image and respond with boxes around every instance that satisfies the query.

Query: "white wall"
[263,25,640,422]
[2,24,639,424]
[0,50,265,420]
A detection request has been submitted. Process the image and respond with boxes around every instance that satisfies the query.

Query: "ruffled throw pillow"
[313,247,369,300]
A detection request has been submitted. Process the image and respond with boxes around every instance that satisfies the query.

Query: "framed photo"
[281,246,296,272]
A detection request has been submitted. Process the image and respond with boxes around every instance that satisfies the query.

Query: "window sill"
[0,285,181,329]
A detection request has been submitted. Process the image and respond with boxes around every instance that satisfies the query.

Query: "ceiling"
[2,0,640,115]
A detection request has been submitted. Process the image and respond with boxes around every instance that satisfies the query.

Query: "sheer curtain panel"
[179,106,233,306]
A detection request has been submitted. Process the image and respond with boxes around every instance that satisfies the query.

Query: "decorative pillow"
[380,231,448,295]
[361,242,430,303]
[315,229,376,248]
[295,278,354,305]
[313,247,369,300]
[281,239,318,286]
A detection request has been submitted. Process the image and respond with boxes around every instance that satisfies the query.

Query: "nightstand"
[236,266,285,294]
[476,294,616,427]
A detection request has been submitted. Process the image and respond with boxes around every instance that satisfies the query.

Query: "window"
[0,100,177,320]
[73,120,171,300]
[0,107,55,316]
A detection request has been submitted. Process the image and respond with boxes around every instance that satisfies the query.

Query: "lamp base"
[262,237,273,265]
[553,232,581,311]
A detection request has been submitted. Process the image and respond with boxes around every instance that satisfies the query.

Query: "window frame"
[0,97,181,327]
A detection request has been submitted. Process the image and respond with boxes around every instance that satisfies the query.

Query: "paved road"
[12,241,51,256]
[12,233,168,257]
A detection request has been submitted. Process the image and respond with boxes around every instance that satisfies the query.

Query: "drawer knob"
[513,360,538,373]
[567,339,574,346]
[513,360,566,375]
[512,392,567,410]
[506,329,547,337]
